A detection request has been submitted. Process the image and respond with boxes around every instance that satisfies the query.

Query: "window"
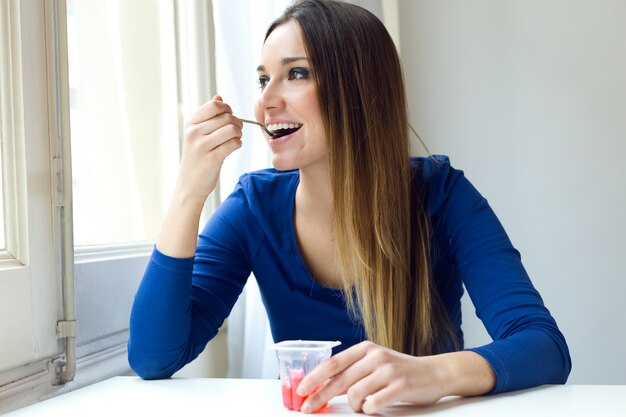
[0,0,61,378]
[66,0,180,247]
[64,0,183,369]
[1,1,217,412]
[64,0,219,380]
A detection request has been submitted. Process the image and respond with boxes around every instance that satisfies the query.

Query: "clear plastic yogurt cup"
[270,340,341,412]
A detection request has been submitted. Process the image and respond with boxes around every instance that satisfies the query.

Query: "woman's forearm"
[156,96,243,258]
[433,350,496,398]
[156,191,206,258]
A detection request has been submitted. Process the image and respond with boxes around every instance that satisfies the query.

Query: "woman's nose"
[258,79,284,110]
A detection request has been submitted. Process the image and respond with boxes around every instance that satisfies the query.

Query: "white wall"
[399,0,626,384]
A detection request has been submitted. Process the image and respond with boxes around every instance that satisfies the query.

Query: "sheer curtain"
[212,0,383,379]
[213,0,292,379]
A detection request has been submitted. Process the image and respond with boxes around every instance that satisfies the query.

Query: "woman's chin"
[270,156,298,172]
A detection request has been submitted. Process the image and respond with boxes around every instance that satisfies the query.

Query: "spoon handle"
[240,118,275,137]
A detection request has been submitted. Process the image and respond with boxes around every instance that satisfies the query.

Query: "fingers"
[346,372,387,413]
[298,342,446,415]
[174,96,243,200]
[205,134,242,163]
[187,96,233,125]
[185,112,243,146]
[183,96,243,157]
[345,361,408,414]
[301,355,375,413]
[302,367,400,415]
[360,386,399,415]
[299,341,378,414]
[297,341,374,397]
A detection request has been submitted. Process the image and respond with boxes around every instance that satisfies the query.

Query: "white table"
[4,377,626,416]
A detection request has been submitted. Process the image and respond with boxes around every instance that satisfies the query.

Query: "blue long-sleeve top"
[128,155,571,393]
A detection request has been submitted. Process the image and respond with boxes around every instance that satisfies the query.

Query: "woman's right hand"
[157,95,243,258]
[176,95,243,205]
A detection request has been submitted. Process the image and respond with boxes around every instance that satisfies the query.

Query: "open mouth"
[267,123,302,138]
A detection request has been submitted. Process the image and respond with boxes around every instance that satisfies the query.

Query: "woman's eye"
[288,67,310,81]
[257,75,270,89]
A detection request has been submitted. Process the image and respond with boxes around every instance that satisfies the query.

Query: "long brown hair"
[266,0,457,356]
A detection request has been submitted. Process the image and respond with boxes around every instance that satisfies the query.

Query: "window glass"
[1,11,7,253]
[0,145,4,251]
[67,0,180,246]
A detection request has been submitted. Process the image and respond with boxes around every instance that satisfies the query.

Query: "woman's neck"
[296,163,333,223]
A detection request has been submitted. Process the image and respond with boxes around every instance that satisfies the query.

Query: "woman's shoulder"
[411,154,450,174]
[410,155,472,214]
[410,154,458,190]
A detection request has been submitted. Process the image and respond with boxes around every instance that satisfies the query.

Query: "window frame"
[0,0,29,268]
[1,0,219,413]
[0,0,64,385]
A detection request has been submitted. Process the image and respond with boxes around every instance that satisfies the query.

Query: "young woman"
[128,0,571,414]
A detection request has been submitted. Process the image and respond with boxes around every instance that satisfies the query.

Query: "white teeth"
[267,123,302,131]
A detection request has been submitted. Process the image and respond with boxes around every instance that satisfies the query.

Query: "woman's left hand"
[296,341,448,414]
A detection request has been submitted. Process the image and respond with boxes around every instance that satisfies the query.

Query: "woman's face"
[254,21,327,172]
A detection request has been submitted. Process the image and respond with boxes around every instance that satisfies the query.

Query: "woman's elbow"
[127,343,176,380]
[547,327,572,384]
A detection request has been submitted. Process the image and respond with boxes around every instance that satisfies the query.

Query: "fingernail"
[296,386,306,396]
[300,403,311,413]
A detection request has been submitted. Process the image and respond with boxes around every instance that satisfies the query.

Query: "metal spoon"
[240,118,276,137]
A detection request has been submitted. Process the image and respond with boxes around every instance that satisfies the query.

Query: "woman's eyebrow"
[256,56,308,72]
[282,56,307,65]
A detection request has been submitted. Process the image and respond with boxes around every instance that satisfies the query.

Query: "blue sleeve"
[429,157,571,393]
[128,179,260,379]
